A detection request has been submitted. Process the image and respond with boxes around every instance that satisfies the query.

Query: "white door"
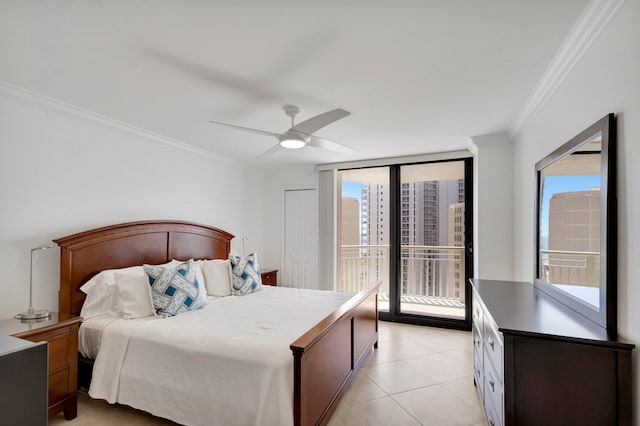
[284,189,318,289]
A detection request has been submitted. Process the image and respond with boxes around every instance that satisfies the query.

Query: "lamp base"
[16,309,51,320]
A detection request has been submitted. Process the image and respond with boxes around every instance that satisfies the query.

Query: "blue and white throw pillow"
[229,252,262,296]
[143,259,206,318]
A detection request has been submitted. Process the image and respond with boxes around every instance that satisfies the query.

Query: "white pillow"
[115,266,155,319]
[199,259,232,297]
[79,270,119,320]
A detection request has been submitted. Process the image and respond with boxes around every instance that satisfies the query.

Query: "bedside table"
[261,269,278,286]
[0,312,81,420]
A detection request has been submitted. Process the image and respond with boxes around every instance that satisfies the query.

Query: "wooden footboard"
[290,281,380,426]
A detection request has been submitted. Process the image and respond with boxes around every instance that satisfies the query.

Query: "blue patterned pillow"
[143,259,206,318]
[229,253,262,296]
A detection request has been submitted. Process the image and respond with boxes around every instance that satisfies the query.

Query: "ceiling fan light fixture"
[279,138,306,149]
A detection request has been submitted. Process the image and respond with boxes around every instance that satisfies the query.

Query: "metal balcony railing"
[338,245,465,305]
[539,249,600,286]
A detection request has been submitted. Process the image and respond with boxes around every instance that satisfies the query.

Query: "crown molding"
[0,80,241,167]
[508,0,626,141]
[470,133,513,149]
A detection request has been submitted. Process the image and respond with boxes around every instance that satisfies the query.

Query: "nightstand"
[0,313,81,420]
[261,269,278,286]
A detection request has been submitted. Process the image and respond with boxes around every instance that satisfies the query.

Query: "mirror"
[535,114,616,335]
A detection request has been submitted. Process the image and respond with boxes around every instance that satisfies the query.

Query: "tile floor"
[50,321,486,426]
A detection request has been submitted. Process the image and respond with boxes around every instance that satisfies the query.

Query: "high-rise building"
[547,189,600,286]
[341,197,360,245]
[360,179,464,300]
[447,202,465,300]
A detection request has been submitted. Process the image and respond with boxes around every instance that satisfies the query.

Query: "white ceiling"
[0,0,589,168]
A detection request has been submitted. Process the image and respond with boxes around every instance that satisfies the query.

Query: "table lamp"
[16,244,54,320]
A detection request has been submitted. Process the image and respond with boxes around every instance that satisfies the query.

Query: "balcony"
[339,244,465,319]
[539,249,600,286]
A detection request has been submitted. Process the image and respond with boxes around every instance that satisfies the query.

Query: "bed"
[54,220,380,426]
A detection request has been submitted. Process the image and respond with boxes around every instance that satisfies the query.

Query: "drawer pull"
[489,420,495,426]
[488,338,494,350]
[489,379,495,392]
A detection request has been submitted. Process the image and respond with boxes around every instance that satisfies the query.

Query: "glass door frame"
[378,157,473,331]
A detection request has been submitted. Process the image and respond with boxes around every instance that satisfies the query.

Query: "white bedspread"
[89,286,353,426]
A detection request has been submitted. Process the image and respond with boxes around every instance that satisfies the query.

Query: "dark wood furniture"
[0,333,48,425]
[261,268,278,286]
[0,313,81,420]
[471,279,634,426]
[54,220,379,426]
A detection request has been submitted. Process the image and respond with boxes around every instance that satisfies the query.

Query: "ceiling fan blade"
[256,143,285,158]
[209,120,280,138]
[290,109,350,135]
[307,135,354,155]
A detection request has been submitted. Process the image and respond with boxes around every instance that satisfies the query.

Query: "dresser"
[261,269,278,286]
[0,313,81,420]
[0,334,48,425]
[471,279,634,426]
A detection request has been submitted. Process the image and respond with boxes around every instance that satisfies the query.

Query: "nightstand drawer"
[261,269,278,286]
[49,368,70,405]
[32,327,71,373]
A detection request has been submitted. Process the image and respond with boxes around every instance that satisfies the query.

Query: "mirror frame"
[534,113,616,335]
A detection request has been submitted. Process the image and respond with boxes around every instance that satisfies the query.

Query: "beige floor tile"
[439,375,484,412]
[380,336,438,359]
[403,352,473,383]
[392,384,486,426]
[361,360,436,395]
[364,346,403,365]
[411,331,468,352]
[440,347,474,369]
[327,413,347,426]
[342,370,387,403]
[333,396,420,426]
[378,322,433,341]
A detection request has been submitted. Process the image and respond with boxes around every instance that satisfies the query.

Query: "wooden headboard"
[54,220,234,316]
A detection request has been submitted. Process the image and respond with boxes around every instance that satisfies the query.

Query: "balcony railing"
[539,249,600,286]
[338,244,465,305]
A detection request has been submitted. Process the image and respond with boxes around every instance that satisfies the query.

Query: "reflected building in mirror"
[547,189,600,287]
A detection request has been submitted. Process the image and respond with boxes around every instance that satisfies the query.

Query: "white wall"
[470,134,514,280]
[0,88,264,317]
[512,0,640,416]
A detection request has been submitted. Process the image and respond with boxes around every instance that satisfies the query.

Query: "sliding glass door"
[336,158,473,329]
[336,167,390,312]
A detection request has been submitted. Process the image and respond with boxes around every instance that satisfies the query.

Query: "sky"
[342,181,362,199]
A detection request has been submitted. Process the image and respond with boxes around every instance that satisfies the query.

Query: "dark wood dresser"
[0,333,48,425]
[471,279,634,426]
[0,313,81,420]
[261,269,278,286]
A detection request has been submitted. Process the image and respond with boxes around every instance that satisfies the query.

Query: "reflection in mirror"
[539,137,601,308]
[535,113,615,335]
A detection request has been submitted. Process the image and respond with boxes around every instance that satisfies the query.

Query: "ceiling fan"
[209,105,353,157]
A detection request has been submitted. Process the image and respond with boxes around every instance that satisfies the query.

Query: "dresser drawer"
[472,322,483,358]
[473,347,484,402]
[484,393,502,426]
[483,359,503,426]
[483,319,503,383]
[472,290,484,332]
